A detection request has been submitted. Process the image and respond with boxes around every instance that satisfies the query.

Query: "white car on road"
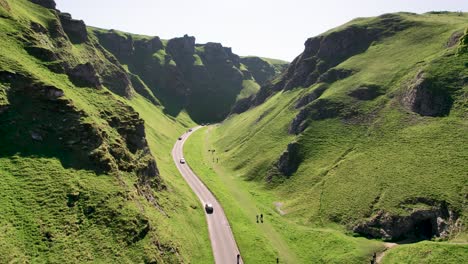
[180,158,186,164]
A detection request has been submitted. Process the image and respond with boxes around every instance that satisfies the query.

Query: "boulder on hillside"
[30,0,56,9]
[276,142,302,176]
[295,83,328,108]
[289,99,344,134]
[266,142,302,182]
[59,12,88,43]
[348,84,384,100]
[25,46,57,62]
[318,68,354,83]
[402,70,452,116]
[67,63,101,88]
[30,21,48,34]
[100,67,134,97]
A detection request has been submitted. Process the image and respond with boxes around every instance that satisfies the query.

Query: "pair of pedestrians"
[256,213,264,223]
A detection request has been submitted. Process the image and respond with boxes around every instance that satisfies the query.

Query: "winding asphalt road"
[172,126,243,264]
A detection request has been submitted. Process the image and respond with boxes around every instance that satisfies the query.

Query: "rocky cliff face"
[233,14,414,114]
[92,30,280,122]
[280,14,412,91]
[0,71,158,183]
[20,6,134,98]
[402,70,453,116]
[7,0,159,188]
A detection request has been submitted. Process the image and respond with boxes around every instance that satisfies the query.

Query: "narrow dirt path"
[376,242,398,263]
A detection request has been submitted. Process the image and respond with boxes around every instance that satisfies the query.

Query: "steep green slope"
[200,12,467,262]
[240,56,288,86]
[0,0,212,262]
[91,28,288,123]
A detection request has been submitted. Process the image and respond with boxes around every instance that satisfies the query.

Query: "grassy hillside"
[185,127,382,263]
[187,12,468,263]
[240,56,289,86]
[0,0,212,262]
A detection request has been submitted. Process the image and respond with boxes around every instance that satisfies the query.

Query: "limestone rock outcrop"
[59,12,88,43]
[402,71,452,116]
[353,199,460,241]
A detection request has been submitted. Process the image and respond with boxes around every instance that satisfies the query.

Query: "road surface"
[172,126,243,264]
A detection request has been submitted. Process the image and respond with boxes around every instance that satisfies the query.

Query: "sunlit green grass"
[237,79,261,100]
[185,127,383,263]
[382,241,468,264]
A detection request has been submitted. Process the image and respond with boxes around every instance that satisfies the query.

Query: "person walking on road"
[256,215,259,223]
[237,254,240,264]
[260,213,263,223]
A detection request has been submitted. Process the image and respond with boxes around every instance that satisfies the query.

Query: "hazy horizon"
[55,0,468,61]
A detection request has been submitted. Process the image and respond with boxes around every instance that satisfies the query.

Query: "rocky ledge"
[353,198,461,241]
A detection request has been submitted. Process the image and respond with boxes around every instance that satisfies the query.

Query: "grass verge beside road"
[184,127,383,263]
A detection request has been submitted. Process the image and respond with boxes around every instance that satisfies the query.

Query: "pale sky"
[55,0,468,61]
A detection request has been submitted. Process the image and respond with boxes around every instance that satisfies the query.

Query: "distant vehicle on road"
[178,137,182,140]
[188,128,193,132]
[205,203,214,214]
[180,158,186,164]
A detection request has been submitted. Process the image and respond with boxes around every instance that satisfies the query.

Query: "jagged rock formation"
[232,14,413,114]
[353,199,461,241]
[317,68,354,83]
[18,8,134,98]
[267,142,302,182]
[58,12,88,43]
[67,63,102,87]
[279,14,412,92]
[92,30,282,122]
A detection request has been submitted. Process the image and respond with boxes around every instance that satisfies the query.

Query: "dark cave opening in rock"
[413,218,436,240]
